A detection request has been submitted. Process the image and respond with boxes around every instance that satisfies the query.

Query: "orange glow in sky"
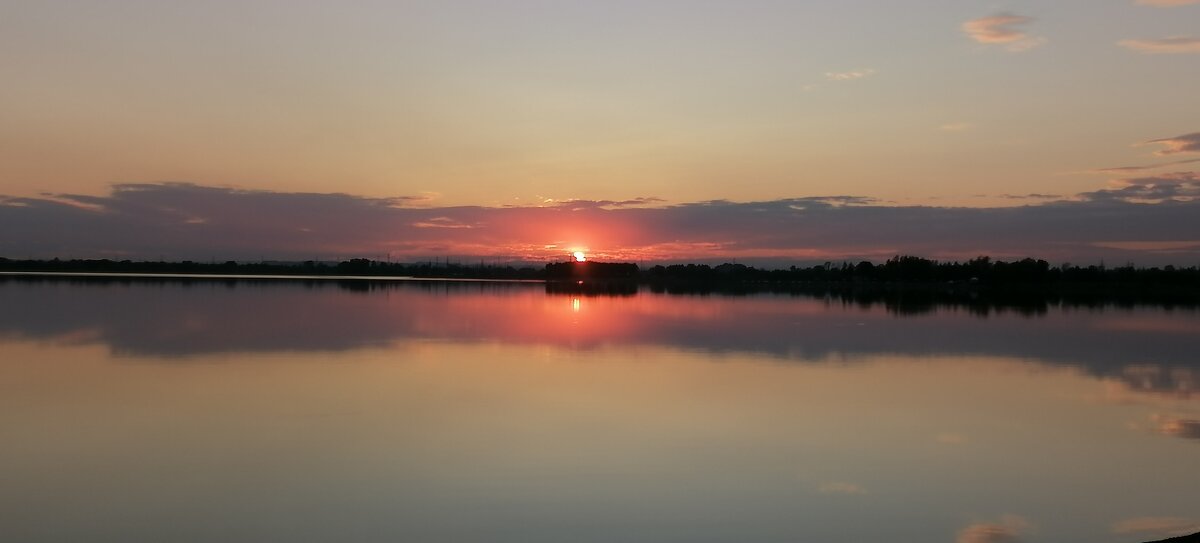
[2,2,1199,265]
[3,2,1197,209]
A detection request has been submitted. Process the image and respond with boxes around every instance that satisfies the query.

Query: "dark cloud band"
[2,181,1199,265]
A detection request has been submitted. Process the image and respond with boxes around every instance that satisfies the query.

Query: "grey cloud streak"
[2,181,1200,265]
[1146,132,1200,154]
[1095,157,1200,174]
[1119,37,1200,54]
[1078,172,1200,202]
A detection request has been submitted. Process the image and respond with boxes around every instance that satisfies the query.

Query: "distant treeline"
[3,255,1200,289]
[545,261,639,280]
[0,257,544,280]
[644,256,1200,288]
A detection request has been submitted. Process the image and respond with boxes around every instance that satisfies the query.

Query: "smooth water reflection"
[1,278,1198,543]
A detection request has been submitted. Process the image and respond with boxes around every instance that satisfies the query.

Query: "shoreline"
[0,271,546,284]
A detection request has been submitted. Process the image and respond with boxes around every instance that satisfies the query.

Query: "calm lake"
[2,277,1197,543]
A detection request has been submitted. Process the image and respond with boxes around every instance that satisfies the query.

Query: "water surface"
[1,278,1197,542]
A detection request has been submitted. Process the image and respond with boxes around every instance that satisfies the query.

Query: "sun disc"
[573,251,586,262]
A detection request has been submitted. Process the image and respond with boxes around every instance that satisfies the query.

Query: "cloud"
[1144,133,1200,155]
[962,14,1046,52]
[412,217,477,229]
[1113,516,1200,538]
[1078,172,1200,203]
[4,181,1200,265]
[1135,0,1200,6]
[1094,240,1200,251]
[956,515,1032,543]
[1092,133,1200,173]
[825,69,875,81]
[788,195,879,206]
[818,482,868,495]
[998,193,1062,200]
[399,191,442,207]
[540,197,667,211]
[1152,415,1200,439]
[1095,158,1200,174]
[1119,37,1200,54]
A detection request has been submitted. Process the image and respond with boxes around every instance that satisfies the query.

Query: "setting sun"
[573,251,586,262]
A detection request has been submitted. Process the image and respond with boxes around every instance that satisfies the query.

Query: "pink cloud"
[1119,37,1200,54]
[1113,516,1200,537]
[956,515,1032,543]
[825,69,875,81]
[962,14,1045,52]
[1145,133,1200,155]
[818,482,869,495]
[1151,414,1200,439]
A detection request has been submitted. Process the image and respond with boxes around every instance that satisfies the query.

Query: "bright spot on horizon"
[573,251,586,262]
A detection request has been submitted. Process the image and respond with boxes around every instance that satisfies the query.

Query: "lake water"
[2,277,1198,543]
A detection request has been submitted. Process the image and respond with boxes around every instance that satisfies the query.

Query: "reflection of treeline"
[650,282,1200,316]
[643,256,1200,314]
[545,279,638,297]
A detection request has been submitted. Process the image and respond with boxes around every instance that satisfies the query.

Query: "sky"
[1,0,1198,264]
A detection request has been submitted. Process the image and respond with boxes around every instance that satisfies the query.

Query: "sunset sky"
[2,1,1198,264]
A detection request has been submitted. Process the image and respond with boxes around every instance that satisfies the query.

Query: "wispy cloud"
[544,197,667,211]
[825,69,875,81]
[412,217,477,229]
[998,193,1062,200]
[1095,240,1200,252]
[1089,133,1200,173]
[818,482,869,495]
[1113,516,1200,538]
[1152,414,1200,439]
[956,515,1032,543]
[1079,171,1200,203]
[1119,36,1200,54]
[940,123,972,132]
[962,14,1046,52]
[1144,132,1200,155]
[936,433,968,445]
[1135,0,1200,6]
[1095,157,1200,173]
